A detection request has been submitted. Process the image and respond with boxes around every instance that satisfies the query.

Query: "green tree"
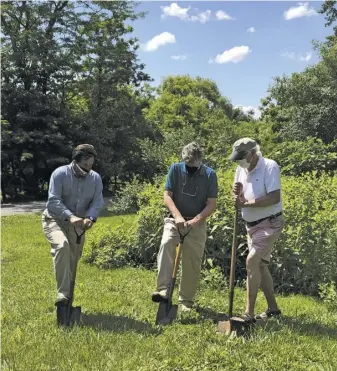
[318,0,337,47]
[1,1,151,200]
[260,42,337,143]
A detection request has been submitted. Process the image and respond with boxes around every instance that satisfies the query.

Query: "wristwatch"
[86,216,96,223]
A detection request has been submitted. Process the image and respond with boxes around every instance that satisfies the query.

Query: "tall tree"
[318,0,337,47]
[1,1,151,200]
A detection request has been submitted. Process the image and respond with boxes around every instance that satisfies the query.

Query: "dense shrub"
[86,168,337,296]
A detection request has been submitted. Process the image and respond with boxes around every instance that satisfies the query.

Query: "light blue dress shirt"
[46,163,104,221]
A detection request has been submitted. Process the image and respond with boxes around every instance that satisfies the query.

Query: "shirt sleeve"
[46,170,73,220]
[264,161,281,193]
[164,165,175,191]
[86,175,104,221]
[234,166,240,184]
[207,171,218,199]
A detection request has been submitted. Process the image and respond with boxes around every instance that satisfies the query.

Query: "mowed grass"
[1,214,337,371]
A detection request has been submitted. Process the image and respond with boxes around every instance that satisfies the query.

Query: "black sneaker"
[151,291,168,303]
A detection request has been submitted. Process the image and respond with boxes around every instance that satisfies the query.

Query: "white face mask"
[238,158,250,168]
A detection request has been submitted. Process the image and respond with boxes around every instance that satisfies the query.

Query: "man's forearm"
[243,192,280,208]
[47,197,73,220]
[164,194,182,219]
[195,203,216,221]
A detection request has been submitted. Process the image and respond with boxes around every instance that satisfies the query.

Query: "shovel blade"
[217,317,250,337]
[69,306,82,327]
[155,302,178,325]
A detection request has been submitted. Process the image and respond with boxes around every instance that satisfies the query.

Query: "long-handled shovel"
[155,227,191,326]
[66,229,85,327]
[217,201,251,336]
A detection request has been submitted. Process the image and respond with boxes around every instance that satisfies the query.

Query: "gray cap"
[230,138,257,161]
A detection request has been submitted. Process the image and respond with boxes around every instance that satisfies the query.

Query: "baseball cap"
[230,138,257,161]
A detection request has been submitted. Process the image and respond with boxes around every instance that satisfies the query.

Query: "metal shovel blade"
[69,306,82,327]
[155,301,178,325]
[217,316,251,337]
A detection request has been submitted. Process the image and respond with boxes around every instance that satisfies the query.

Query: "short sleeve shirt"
[165,162,218,217]
[234,156,282,222]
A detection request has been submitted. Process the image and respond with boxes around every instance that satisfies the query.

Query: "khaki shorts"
[246,216,285,263]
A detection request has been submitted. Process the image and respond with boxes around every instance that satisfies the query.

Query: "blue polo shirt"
[165,162,218,217]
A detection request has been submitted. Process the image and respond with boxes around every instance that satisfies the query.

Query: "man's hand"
[69,215,84,228]
[83,218,94,231]
[233,194,247,209]
[232,182,243,196]
[184,217,199,228]
[174,215,186,228]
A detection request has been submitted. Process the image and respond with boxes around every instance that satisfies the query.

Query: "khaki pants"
[156,217,207,305]
[42,210,85,303]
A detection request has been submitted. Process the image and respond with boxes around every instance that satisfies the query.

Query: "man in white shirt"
[230,138,285,322]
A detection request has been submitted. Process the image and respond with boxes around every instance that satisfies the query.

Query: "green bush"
[272,172,337,294]
[319,282,337,309]
[108,177,146,215]
[87,168,337,296]
[271,138,337,176]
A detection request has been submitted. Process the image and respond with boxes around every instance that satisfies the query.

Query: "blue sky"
[131,1,333,117]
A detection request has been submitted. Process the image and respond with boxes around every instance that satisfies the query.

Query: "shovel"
[155,227,191,326]
[66,230,84,327]
[217,186,252,336]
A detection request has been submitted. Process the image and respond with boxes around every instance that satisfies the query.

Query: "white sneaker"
[180,303,193,312]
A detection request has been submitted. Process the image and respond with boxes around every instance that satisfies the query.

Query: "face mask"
[185,164,199,175]
[238,158,250,169]
[78,165,90,173]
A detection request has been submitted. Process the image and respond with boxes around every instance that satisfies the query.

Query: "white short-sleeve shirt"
[234,156,282,222]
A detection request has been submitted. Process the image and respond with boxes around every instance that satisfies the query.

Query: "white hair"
[252,144,262,157]
[181,142,203,162]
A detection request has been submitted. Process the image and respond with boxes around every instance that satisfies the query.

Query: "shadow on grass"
[194,307,337,340]
[195,306,229,323]
[81,313,161,335]
[262,315,337,340]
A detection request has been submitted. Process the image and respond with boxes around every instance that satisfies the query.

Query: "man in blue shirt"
[152,142,218,311]
[42,144,104,326]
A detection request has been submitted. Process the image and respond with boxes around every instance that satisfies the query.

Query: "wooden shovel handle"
[172,243,183,279]
[228,207,239,318]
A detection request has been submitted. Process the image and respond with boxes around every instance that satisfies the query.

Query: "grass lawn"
[1,214,337,371]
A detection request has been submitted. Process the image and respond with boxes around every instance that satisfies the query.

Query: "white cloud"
[171,54,187,60]
[247,27,255,33]
[161,3,211,23]
[142,32,176,52]
[284,2,317,20]
[282,51,312,62]
[235,105,261,120]
[190,10,211,24]
[161,3,190,20]
[210,46,251,64]
[216,10,235,21]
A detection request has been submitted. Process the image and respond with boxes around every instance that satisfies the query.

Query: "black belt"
[246,212,282,228]
[168,214,194,220]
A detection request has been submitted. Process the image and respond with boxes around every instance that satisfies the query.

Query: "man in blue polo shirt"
[152,142,218,311]
[42,144,104,326]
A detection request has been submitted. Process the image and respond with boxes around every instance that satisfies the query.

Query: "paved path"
[1,198,112,216]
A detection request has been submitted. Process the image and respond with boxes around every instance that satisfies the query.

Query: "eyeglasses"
[181,173,199,197]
